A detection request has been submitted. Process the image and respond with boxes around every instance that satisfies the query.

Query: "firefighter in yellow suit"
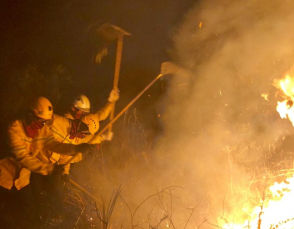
[0,97,92,190]
[0,96,93,228]
[42,88,119,182]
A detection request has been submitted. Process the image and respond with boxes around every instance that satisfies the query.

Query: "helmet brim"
[75,106,90,113]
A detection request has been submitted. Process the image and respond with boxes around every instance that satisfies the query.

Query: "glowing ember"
[274,73,294,126]
[261,93,269,101]
[276,74,294,98]
[223,173,294,229]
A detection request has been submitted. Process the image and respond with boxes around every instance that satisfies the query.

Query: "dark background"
[0,1,197,226]
[0,0,196,134]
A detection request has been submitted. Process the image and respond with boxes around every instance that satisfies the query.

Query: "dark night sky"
[0,0,196,133]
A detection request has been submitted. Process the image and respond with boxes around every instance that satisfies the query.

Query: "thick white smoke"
[86,1,294,228]
[152,0,294,228]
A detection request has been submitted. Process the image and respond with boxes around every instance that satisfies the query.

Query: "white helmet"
[73,94,90,113]
[31,97,53,120]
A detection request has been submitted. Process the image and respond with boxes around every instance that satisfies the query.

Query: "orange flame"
[223,173,294,229]
[274,73,294,126]
[222,71,294,229]
[261,93,269,101]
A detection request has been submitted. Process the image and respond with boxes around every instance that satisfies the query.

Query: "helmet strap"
[70,106,83,119]
[74,112,83,120]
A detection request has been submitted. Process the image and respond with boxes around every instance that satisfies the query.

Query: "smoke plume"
[152,0,294,227]
[84,1,294,228]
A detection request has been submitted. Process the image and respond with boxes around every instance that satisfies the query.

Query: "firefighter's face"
[30,113,50,126]
[72,106,88,120]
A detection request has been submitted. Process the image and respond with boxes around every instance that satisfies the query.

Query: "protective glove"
[61,174,70,183]
[101,131,114,141]
[74,143,95,153]
[108,88,120,103]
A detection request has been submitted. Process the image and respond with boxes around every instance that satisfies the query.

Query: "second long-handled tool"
[65,62,180,165]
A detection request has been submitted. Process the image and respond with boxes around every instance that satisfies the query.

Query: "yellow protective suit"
[0,119,82,190]
[44,101,114,175]
[0,157,20,190]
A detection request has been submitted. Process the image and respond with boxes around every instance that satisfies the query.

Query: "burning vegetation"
[222,68,294,229]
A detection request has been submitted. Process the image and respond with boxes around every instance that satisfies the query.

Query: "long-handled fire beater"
[66,61,183,199]
[96,23,131,132]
